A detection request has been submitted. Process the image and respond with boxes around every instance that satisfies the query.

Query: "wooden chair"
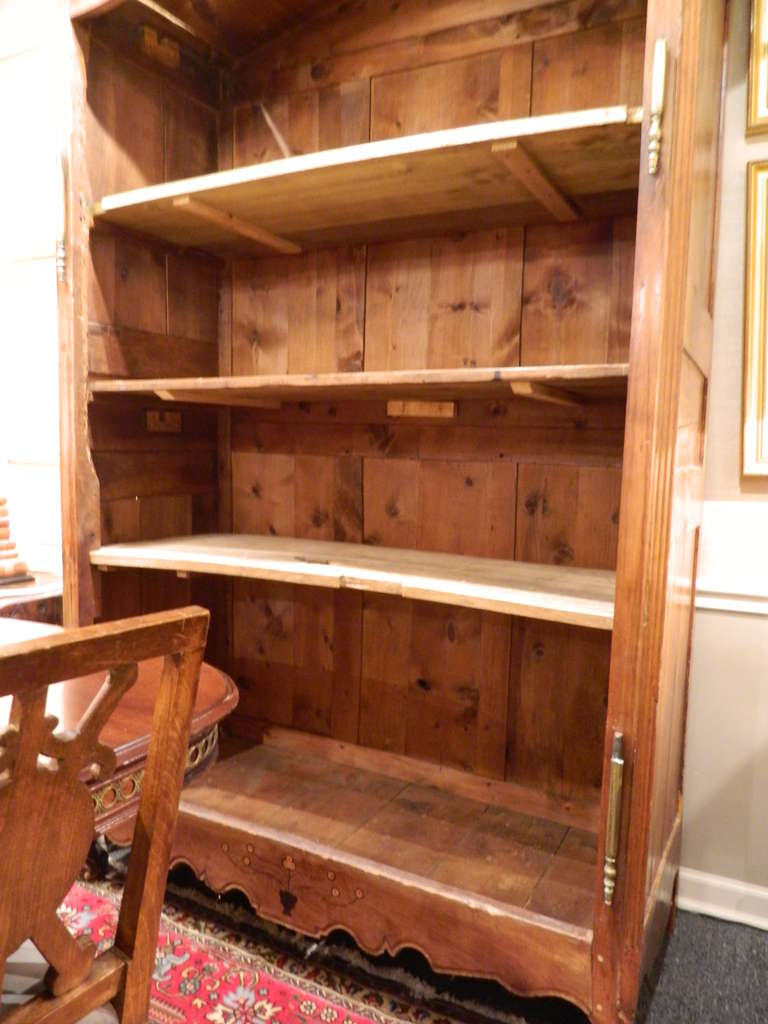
[0,606,209,1024]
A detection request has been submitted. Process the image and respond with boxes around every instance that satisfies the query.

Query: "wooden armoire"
[59,1,726,1021]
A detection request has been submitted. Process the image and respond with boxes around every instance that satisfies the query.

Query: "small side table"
[0,617,238,843]
[0,573,63,626]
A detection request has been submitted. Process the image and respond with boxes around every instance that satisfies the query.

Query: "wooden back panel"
[0,607,209,1024]
[223,2,645,802]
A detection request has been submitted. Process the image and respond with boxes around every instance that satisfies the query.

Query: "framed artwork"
[749,0,768,133]
[744,161,768,475]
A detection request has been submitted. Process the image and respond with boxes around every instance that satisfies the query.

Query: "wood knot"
[370,424,395,453]
[524,491,543,515]
[311,507,329,528]
[553,542,575,564]
[548,268,577,311]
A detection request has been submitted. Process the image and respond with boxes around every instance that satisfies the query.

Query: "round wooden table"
[0,618,238,842]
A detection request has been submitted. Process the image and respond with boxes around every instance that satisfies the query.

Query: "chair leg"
[35,914,94,996]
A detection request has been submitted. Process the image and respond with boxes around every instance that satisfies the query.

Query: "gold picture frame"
[749,0,768,133]
[744,162,768,476]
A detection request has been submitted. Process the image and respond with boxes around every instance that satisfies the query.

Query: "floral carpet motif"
[59,883,457,1024]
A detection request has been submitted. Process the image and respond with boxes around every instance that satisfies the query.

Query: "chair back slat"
[0,607,209,1024]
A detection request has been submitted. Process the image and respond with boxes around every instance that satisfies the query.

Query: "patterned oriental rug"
[57,878,767,1024]
[60,882,464,1024]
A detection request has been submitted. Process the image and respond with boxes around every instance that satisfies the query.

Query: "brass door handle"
[603,731,625,906]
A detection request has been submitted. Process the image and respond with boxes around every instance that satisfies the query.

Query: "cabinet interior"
[80,0,648,971]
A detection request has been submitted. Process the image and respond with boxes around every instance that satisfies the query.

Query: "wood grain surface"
[90,534,616,629]
[90,364,629,405]
[0,608,208,1022]
[93,108,642,252]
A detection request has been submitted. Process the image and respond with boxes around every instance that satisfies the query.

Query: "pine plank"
[369,45,533,139]
[92,107,642,252]
[90,533,615,629]
[90,363,629,406]
[521,219,636,365]
[360,458,517,777]
[231,248,365,376]
[235,0,644,98]
[261,726,600,832]
[507,464,621,802]
[364,230,524,371]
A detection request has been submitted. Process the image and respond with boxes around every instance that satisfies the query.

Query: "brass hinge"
[603,731,625,906]
[56,240,66,283]
[648,38,667,176]
[56,152,68,283]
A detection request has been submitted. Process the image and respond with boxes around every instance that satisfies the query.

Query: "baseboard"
[677,867,768,932]
[695,586,768,616]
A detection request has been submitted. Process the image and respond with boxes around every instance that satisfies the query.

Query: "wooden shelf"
[182,734,598,926]
[173,732,596,998]
[89,363,629,408]
[90,534,615,629]
[92,106,643,254]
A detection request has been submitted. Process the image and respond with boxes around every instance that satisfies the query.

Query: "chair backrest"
[0,606,209,1024]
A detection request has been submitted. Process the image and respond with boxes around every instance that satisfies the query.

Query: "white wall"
[679,0,768,929]
[0,0,66,575]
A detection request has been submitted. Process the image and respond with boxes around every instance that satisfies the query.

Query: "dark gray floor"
[167,868,768,1024]
[638,911,768,1024]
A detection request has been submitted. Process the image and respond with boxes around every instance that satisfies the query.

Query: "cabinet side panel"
[64,21,219,624]
[92,400,219,622]
[73,31,221,626]
[591,1,726,1020]
[639,0,725,984]
[644,354,706,899]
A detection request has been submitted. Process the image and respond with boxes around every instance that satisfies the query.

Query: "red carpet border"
[59,883,459,1024]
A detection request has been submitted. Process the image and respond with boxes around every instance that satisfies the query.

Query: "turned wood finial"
[0,496,29,582]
